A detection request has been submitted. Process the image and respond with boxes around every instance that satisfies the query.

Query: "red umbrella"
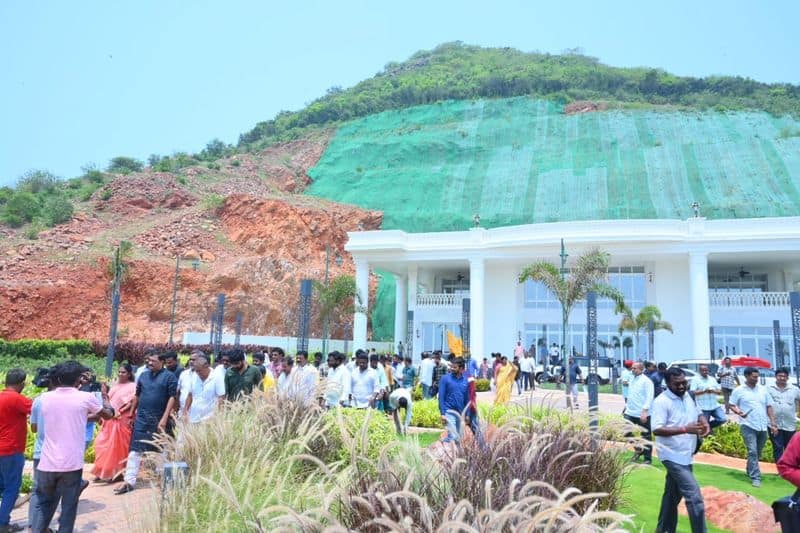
[731,356,771,369]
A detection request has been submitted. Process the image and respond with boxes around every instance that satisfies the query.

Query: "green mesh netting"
[306,97,800,339]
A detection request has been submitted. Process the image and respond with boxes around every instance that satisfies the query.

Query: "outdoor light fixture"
[647,272,654,283]
[690,201,700,218]
[191,259,200,271]
[473,213,480,227]
[416,328,420,338]
[335,254,344,267]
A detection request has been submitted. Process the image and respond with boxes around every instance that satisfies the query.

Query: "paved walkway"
[9,464,157,533]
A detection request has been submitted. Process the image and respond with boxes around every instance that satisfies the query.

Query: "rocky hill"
[0,132,382,342]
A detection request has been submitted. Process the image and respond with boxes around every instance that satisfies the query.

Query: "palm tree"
[313,274,361,342]
[622,336,633,358]
[518,248,625,408]
[617,305,673,360]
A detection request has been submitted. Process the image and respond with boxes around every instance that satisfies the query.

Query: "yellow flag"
[447,331,464,357]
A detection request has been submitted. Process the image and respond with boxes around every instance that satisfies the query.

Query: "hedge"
[0,339,93,359]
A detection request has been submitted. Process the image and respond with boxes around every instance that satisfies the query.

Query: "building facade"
[345,216,800,367]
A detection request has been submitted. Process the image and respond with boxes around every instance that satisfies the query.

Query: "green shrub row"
[0,339,94,359]
[700,421,774,462]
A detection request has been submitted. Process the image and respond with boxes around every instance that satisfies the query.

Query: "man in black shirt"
[114,352,177,495]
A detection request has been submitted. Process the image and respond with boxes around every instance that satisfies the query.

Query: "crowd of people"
[0,345,507,532]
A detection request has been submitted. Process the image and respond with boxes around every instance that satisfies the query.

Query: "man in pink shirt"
[32,361,114,533]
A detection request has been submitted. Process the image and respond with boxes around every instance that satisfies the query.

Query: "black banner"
[791,292,800,382]
[296,280,312,352]
[586,291,599,421]
[773,320,782,368]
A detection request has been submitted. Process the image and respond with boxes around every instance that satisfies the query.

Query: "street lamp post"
[321,244,343,355]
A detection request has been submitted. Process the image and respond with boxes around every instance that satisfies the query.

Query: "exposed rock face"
[678,486,779,533]
[0,134,384,342]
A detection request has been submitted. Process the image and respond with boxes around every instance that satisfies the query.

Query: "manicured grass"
[622,457,790,532]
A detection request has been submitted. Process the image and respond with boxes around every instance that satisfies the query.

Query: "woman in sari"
[92,364,137,482]
[494,356,517,405]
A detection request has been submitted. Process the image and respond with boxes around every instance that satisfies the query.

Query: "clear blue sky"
[1,0,797,186]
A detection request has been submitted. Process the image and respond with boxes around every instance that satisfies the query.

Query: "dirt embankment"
[0,134,384,342]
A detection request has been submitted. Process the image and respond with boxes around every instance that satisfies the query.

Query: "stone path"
[9,464,157,533]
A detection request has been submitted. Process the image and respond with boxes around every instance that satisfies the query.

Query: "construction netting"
[306,97,800,339]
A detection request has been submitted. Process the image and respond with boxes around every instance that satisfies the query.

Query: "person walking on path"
[419,353,435,399]
[0,369,32,533]
[767,367,800,462]
[34,362,114,533]
[728,367,778,487]
[519,352,534,391]
[560,357,582,408]
[182,355,225,424]
[689,365,727,430]
[92,364,137,482]
[438,358,470,444]
[624,362,655,464]
[716,357,739,414]
[225,349,262,402]
[401,357,417,390]
[620,360,633,404]
[493,356,517,406]
[114,353,177,495]
[652,367,710,533]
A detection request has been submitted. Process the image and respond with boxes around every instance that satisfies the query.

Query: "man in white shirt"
[620,360,633,403]
[729,367,778,487]
[369,354,389,410]
[177,350,200,413]
[689,364,727,430]
[277,357,302,397]
[182,355,225,423]
[419,353,435,399]
[767,367,800,461]
[623,361,655,464]
[519,353,534,391]
[324,352,351,408]
[651,367,710,533]
[295,351,319,404]
[350,352,379,408]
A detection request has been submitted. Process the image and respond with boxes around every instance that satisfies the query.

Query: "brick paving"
[8,464,158,532]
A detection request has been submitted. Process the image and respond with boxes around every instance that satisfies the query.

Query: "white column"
[469,257,486,360]
[353,258,369,350]
[784,270,796,292]
[393,274,407,351]
[688,252,711,358]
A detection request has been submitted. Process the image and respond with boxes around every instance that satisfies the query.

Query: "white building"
[345,215,800,367]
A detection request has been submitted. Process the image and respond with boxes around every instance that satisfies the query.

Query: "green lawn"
[622,458,790,532]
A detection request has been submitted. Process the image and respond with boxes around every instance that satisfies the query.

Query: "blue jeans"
[422,384,431,399]
[701,407,727,429]
[0,452,25,526]
[657,460,706,533]
[442,412,462,443]
[740,425,767,482]
[28,458,40,529]
[33,468,83,533]
[770,429,796,462]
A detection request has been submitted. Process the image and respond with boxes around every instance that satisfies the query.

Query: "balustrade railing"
[416,293,467,307]
[709,291,789,307]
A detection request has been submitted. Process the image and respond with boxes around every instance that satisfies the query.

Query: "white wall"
[484,263,519,356]
[182,332,392,354]
[652,256,693,361]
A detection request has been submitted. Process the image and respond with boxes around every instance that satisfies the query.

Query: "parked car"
[668,359,776,388]
[534,356,616,385]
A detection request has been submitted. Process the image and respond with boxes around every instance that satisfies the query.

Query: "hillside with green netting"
[306,97,800,339]
[307,97,800,231]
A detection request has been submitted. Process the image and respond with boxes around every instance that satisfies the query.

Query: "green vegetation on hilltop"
[239,42,800,147]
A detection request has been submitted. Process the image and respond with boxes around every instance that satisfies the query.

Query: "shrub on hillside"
[3,191,40,225]
[16,170,59,194]
[107,156,143,174]
[42,194,74,226]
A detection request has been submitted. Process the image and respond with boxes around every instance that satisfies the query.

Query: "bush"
[0,339,94,360]
[411,398,444,428]
[107,156,143,174]
[321,407,395,464]
[24,220,44,240]
[3,191,40,224]
[42,194,74,226]
[200,193,225,211]
[475,377,490,391]
[16,170,58,194]
[700,421,774,462]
